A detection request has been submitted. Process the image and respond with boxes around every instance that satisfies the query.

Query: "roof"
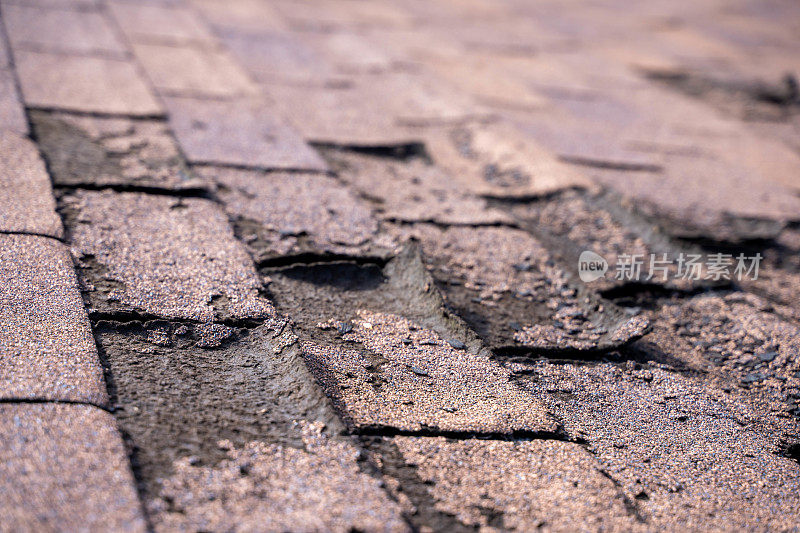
[1,0,799,530]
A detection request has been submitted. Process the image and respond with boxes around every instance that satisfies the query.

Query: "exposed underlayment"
[4,0,800,530]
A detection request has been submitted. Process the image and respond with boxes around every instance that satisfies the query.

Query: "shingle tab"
[163,96,328,170]
[0,132,63,238]
[0,403,146,532]
[204,167,380,261]
[15,51,163,115]
[303,311,558,435]
[3,4,126,57]
[0,234,107,404]
[131,42,257,98]
[63,190,274,322]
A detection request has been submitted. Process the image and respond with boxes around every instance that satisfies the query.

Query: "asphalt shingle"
[162,96,328,171]
[14,51,163,115]
[0,131,63,237]
[63,190,274,322]
[149,422,408,532]
[3,4,126,57]
[204,167,380,261]
[303,310,558,435]
[0,403,146,532]
[131,42,257,98]
[31,111,205,191]
[0,234,107,404]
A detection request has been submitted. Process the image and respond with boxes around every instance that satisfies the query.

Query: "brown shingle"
[63,190,274,322]
[302,311,558,435]
[0,403,146,532]
[3,4,126,57]
[162,96,327,170]
[0,234,107,404]
[385,436,641,531]
[107,1,213,44]
[14,51,162,115]
[203,167,380,261]
[0,132,62,237]
[131,42,257,98]
[149,422,408,532]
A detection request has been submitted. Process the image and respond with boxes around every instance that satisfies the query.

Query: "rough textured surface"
[508,358,800,531]
[94,318,344,503]
[32,111,204,190]
[424,122,592,198]
[14,51,163,115]
[62,190,274,322]
[149,422,407,533]
[0,403,146,532]
[0,131,63,237]
[384,436,640,532]
[0,234,106,404]
[392,223,649,352]
[303,311,558,435]
[325,148,513,225]
[3,1,800,530]
[205,167,382,261]
[163,96,328,170]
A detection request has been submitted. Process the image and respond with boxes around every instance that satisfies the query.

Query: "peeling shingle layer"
[63,190,274,322]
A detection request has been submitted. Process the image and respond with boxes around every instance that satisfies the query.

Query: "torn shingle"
[203,167,382,261]
[302,311,558,435]
[0,234,106,404]
[31,111,205,191]
[62,190,274,322]
[326,149,513,225]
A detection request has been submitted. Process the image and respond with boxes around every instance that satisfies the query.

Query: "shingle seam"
[0,397,113,413]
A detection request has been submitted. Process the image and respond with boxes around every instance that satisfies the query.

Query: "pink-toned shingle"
[15,51,163,115]
[0,234,107,405]
[163,96,327,170]
[0,132,62,237]
[3,4,126,57]
[0,403,146,532]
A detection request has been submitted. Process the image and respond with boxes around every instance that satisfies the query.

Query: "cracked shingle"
[303,311,558,435]
[63,190,274,322]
